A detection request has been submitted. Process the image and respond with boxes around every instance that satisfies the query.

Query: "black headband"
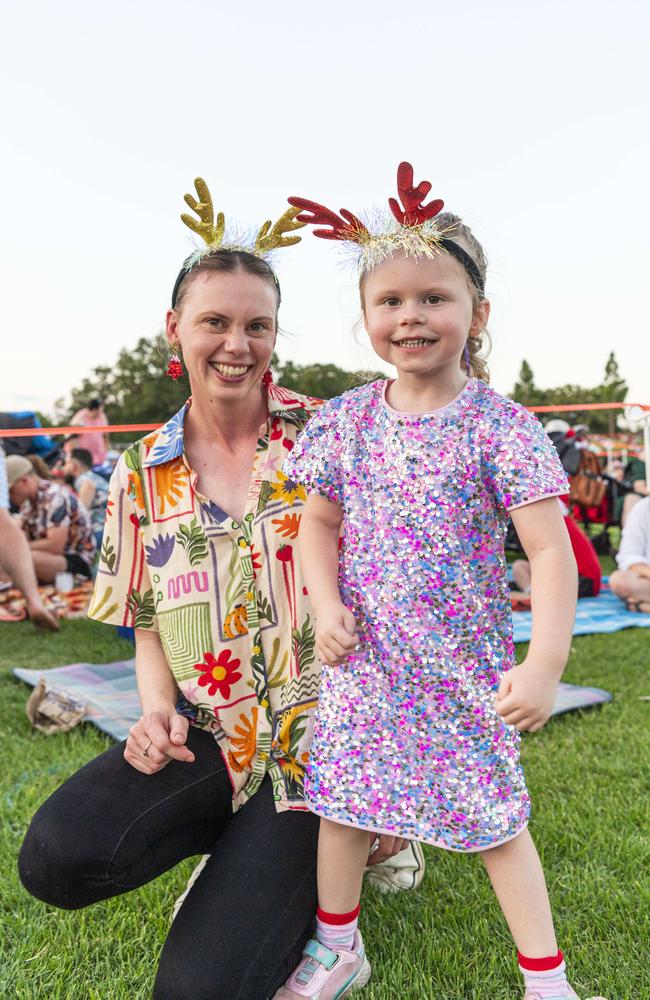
[438,239,485,293]
[170,254,282,309]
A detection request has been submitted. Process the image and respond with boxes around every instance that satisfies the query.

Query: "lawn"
[1,603,649,999]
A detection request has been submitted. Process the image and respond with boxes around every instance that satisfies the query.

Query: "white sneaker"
[365,839,425,893]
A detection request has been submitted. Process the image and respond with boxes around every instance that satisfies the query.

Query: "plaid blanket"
[512,580,650,643]
[13,659,612,743]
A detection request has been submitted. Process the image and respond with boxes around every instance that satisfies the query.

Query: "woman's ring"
[142,740,153,758]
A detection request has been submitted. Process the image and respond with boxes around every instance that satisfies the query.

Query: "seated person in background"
[511,499,602,599]
[0,449,59,629]
[6,455,96,584]
[70,398,109,467]
[609,495,650,613]
[62,446,109,549]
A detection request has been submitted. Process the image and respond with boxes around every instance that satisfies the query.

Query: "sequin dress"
[284,378,569,852]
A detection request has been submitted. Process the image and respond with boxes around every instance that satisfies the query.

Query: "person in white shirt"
[609,496,650,613]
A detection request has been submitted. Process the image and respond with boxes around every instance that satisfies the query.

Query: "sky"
[2,0,649,418]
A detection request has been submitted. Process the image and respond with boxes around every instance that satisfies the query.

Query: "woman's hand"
[495,661,558,732]
[315,601,359,665]
[366,834,411,865]
[124,709,195,774]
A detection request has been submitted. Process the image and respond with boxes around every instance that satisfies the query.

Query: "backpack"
[569,449,606,507]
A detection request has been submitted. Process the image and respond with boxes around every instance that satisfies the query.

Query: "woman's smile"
[208,360,255,383]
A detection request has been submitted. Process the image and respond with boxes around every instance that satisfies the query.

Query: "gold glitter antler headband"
[180,176,305,258]
[181,177,226,249]
[172,176,307,306]
[254,207,305,253]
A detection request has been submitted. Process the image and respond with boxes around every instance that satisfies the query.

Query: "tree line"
[49,338,628,439]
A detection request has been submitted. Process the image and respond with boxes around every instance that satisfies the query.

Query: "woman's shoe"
[273,931,371,999]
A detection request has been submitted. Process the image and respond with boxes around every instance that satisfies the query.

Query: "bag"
[569,450,606,507]
[25,678,87,734]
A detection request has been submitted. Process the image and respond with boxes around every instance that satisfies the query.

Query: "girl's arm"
[496,497,577,732]
[298,493,359,665]
[123,628,195,774]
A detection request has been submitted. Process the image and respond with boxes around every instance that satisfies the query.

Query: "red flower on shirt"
[194,650,242,700]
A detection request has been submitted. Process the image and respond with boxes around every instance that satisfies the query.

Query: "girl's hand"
[495,661,558,732]
[315,601,359,665]
[124,709,195,774]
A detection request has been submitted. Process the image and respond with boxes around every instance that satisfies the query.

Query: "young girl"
[274,165,605,1000]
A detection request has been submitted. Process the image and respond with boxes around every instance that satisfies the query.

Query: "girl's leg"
[481,828,580,998]
[318,818,374,913]
[274,820,374,999]
[480,827,556,956]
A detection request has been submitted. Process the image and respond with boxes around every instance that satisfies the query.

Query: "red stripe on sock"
[316,904,361,925]
[517,949,564,972]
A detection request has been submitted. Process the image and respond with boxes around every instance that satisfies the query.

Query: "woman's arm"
[123,629,196,773]
[298,493,358,665]
[496,497,577,731]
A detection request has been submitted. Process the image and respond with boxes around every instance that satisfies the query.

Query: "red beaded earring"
[261,368,273,387]
[166,350,183,380]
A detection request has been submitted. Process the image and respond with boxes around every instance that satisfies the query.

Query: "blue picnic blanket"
[512,581,650,643]
[14,659,612,743]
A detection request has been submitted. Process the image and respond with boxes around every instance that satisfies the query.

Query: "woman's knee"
[18,803,92,910]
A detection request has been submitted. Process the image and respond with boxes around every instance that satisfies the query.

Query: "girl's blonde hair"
[360,211,491,383]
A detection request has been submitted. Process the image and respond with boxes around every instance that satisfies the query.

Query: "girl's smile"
[362,251,489,387]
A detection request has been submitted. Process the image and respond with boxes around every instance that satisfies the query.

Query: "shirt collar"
[142,385,319,469]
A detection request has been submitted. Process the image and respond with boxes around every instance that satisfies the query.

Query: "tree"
[509,352,629,434]
[273,357,382,399]
[511,360,546,407]
[54,336,189,445]
[54,339,383,444]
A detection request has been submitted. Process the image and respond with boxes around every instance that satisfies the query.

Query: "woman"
[18,239,414,999]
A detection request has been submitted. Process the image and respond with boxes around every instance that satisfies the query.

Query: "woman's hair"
[360,211,491,383]
[172,250,282,317]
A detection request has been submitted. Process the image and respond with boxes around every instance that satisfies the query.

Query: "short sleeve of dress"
[482,402,569,513]
[88,453,159,631]
[284,399,345,506]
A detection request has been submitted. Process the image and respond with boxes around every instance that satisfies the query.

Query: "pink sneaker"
[273,931,371,999]
[524,992,606,999]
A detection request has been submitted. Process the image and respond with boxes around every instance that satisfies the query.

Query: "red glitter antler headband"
[288,161,484,291]
[286,199,370,242]
[388,161,445,227]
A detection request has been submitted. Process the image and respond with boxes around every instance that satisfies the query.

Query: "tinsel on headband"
[288,162,484,291]
[172,177,306,305]
[180,176,305,266]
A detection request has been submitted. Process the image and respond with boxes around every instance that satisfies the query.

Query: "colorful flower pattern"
[89,386,323,812]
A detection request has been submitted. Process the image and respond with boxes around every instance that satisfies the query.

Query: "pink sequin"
[285,379,569,851]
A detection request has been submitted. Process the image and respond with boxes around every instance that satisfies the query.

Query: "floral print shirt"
[20,480,96,569]
[89,384,323,813]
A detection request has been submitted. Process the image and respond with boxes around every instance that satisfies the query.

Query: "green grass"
[1,614,649,999]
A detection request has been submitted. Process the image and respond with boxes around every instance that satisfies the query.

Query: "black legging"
[18,727,320,999]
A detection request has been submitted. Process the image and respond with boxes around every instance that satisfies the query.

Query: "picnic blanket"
[0,581,94,623]
[512,580,650,643]
[13,659,612,743]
